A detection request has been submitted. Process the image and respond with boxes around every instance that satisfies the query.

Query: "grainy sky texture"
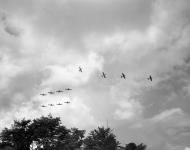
[0,0,190,149]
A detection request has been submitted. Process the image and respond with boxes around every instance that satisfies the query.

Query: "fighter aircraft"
[64,101,70,104]
[48,91,55,94]
[65,88,72,91]
[48,104,54,106]
[121,73,126,79]
[56,90,64,93]
[101,72,107,78]
[147,75,153,81]
[57,103,62,105]
[79,67,83,72]
[40,93,46,96]
[41,105,46,107]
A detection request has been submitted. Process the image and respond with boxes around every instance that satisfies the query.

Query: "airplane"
[65,88,72,91]
[121,73,126,79]
[64,101,70,104]
[57,103,62,105]
[48,104,54,106]
[79,67,83,72]
[56,90,64,93]
[41,105,46,107]
[101,72,107,78]
[147,75,153,81]
[40,93,46,96]
[48,91,55,94]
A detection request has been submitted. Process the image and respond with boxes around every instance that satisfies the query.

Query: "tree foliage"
[0,115,146,150]
[125,142,146,150]
[83,127,119,150]
[58,128,85,150]
[0,115,85,150]
[0,119,32,150]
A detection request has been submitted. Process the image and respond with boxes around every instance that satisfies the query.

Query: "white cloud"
[42,51,103,87]
[152,108,184,122]
[0,95,96,131]
[0,54,21,90]
[114,99,143,120]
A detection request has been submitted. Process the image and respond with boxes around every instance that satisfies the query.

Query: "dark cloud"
[0,10,21,36]
[0,0,154,48]
[4,25,21,36]
[0,69,49,112]
[37,0,153,48]
[140,62,190,118]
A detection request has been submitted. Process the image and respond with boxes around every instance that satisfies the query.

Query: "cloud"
[0,0,190,150]
[42,52,104,87]
[0,94,97,132]
[0,0,154,49]
[1,14,23,37]
[114,99,143,120]
[124,108,190,150]
[4,25,21,37]
[0,54,21,89]
[151,108,184,122]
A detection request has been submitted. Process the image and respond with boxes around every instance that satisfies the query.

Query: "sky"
[0,0,190,149]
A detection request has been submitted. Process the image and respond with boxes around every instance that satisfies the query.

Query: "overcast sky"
[0,0,190,149]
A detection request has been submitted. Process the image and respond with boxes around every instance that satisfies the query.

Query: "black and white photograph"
[0,0,190,150]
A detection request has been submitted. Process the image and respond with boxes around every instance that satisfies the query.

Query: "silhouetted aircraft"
[79,67,83,72]
[101,72,107,78]
[57,103,62,105]
[121,73,126,79]
[64,101,70,104]
[48,91,55,94]
[56,90,63,93]
[41,105,46,107]
[65,88,72,91]
[40,93,46,96]
[147,75,152,81]
[48,104,54,106]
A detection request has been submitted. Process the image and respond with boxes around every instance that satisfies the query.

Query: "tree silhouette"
[57,128,85,150]
[84,127,119,150]
[125,142,146,150]
[0,115,147,150]
[0,115,85,150]
[28,115,85,150]
[0,119,32,150]
[136,143,146,150]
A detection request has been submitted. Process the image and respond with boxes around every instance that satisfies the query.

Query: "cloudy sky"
[0,0,190,149]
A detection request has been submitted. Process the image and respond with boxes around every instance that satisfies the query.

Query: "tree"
[57,128,85,150]
[30,115,66,150]
[0,119,33,150]
[0,115,147,150]
[125,143,137,150]
[136,143,146,150]
[0,115,85,150]
[125,143,146,150]
[84,127,119,150]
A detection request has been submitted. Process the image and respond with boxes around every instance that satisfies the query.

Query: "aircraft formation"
[40,88,72,96]
[101,71,152,81]
[40,88,72,108]
[41,101,70,108]
[40,66,153,108]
